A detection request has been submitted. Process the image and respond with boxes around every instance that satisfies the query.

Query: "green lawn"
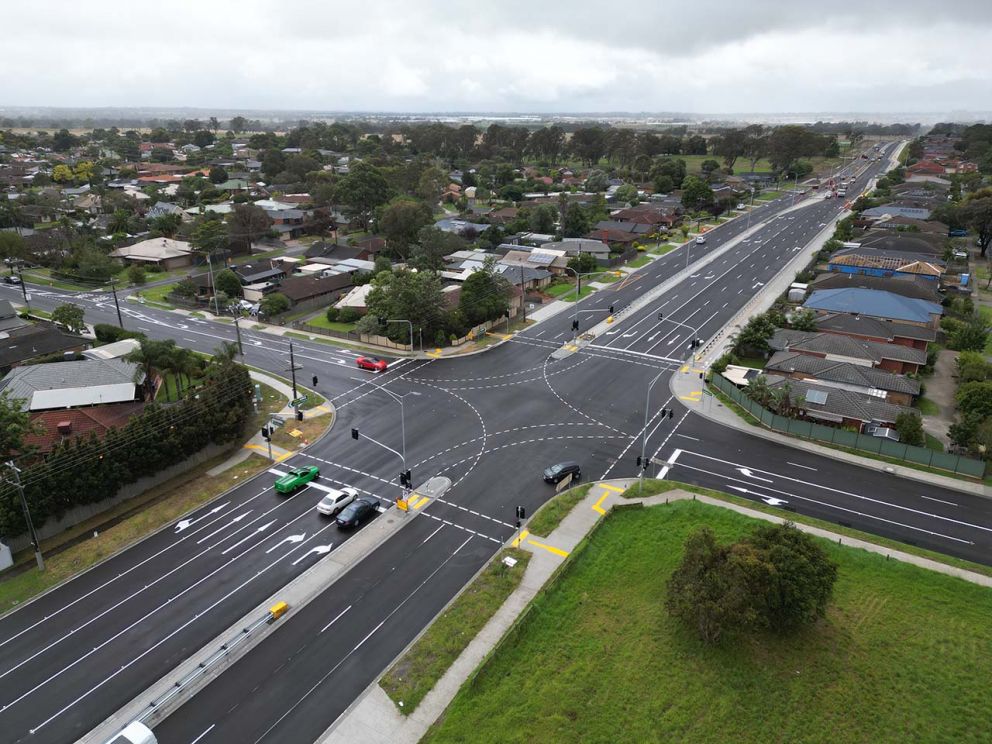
[132,281,179,307]
[425,501,992,744]
[650,244,678,256]
[526,484,591,537]
[545,283,596,302]
[626,255,652,269]
[924,433,945,452]
[735,356,766,369]
[304,313,357,333]
[916,397,940,416]
[380,548,530,714]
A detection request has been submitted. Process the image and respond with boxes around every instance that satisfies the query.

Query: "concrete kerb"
[321,476,992,744]
[82,498,418,744]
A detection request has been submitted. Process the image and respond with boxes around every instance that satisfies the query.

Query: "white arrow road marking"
[622,333,636,338]
[253,340,263,346]
[729,485,788,506]
[738,467,773,483]
[266,533,307,553]
[751,282,764,290]
[175,502,231,532]
[196,511,252,544]
[268,468,289,477]
[221,520,276,555]
[667,335,680,345]
[293,544,334,565]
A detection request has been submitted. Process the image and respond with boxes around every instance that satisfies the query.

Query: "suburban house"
[0,358,144,412]
[278,273,353,309]
[807,272,942,303]
[334,284,374,314]
[264,208,308,239]
[764,351,920,406]
[499,248,569,276]
[803,288,943,328]
[146,201,185,220]
[584,227,639,248]
[770,329,928,374]
[762,374,915,431]
[233,263,286,286]
[594,220,653,237]
[857,230,947,257]
[534,239,610,261]
[812,313,935,352]
[0,320,89,374]
[109,237,194,270]
[827,248,944,281]
[860,205,932,221]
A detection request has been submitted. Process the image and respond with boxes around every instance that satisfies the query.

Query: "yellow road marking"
[565,344,578,352]
[487,331,512,340]
[510,529,529,548]
[411,496,430,510]
[426,348,443,358]
[591,492,609,515]
[599,483,625,493]
[679,392,702,402]
[526,538,570,558]
[244,443,293,462]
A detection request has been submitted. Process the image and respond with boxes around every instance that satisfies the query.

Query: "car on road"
[356,356,388,372]
[335,496,381,528]
[736,202,746,210]
[274,465,320,494]
[3,274,21,285]
[316,486,359,516]
[543,461,581,484]
[694,235,706,244]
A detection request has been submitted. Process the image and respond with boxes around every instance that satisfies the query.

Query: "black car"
[3,274,21,285]
[543,461,581,484]
[335,496,381,529]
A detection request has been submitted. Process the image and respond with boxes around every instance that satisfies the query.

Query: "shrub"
[338,307,360,323]
[324,306,339,322]
[126,264,147,285]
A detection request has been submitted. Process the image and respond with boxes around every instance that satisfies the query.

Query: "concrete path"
[320,477,991,744]
[922,349,958,448]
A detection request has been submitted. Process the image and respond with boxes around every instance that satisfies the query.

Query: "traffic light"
[572,319,579,332]
[668,409,674,419]
[351,428,359,440]
[658,312,663,321]
[660,407,667,417]
[515,505,526,520]
[261,425,271,440]
[636,455,642,467]
[399,470,412,488]
[296,409,304,421]
[609,305,615,314]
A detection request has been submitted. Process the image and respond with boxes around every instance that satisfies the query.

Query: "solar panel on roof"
[527,253,555,266]
[805,389,828,405]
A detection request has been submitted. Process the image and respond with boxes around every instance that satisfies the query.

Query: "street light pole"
[232,312,244,357]
[5,462,43,570]
[17,269,30,313]
[639,369,667,494]
[288,341,298,400]
[109,279,124,329]
[206,253,221,316]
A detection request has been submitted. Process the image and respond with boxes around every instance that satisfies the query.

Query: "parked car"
[316,487,359,516]
[3,274,21,285]
[335,496,381,528]
[736,203,746,210]
[694,235,706,245]
[543,461,581,484]
[274,465,320,494]
[356,356,388,372]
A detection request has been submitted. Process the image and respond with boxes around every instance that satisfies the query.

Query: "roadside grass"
[626,255,652,269]
[589,271,621,284]
[649,244,677,256]
[380,548,530,714]
[546,283,596,302]
[304,313,357,333]
[526,484,591,537]
[925,434,945,452]
[245,365,326,410]
[269,413,333,450]
[0,454,275,616]
[424,500,992,743]
[132,281,178,306]
[27,308,52,320]
[20,268,99,291]
[621,480,992,579]
[917,397,940,416]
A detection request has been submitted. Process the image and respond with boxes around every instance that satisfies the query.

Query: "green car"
[274,465,320,494]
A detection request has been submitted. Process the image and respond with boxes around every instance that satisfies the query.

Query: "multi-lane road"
[2,144,988,744]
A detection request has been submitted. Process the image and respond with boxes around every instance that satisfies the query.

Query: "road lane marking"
[320,605,352,633]
[787,462,818,471]
[510,529,529,548]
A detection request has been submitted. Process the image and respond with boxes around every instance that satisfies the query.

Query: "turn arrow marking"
[728,485,788,506]
[737,467,773,483]
[293,544,334,566]
[175,502,231,532]
[266,533,306,554]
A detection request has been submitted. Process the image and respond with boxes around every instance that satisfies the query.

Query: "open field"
[426,500,992,744]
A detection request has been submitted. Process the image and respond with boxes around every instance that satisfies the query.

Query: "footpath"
[320,478,992,744]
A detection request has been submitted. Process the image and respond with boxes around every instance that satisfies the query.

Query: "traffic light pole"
[288,341,298,400]
[639,370,668,494]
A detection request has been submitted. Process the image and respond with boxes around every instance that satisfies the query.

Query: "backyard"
[425,500,992,744]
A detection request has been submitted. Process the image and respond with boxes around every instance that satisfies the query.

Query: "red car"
[356,356,388,372]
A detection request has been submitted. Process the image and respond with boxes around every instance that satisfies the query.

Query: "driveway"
[921,349,958,448]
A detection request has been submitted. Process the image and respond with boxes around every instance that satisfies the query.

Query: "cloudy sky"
[4,0,991,114]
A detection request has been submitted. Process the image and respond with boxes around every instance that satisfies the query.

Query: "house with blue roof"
[803,288,942,328]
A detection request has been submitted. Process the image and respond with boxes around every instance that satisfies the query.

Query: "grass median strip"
[526,484,591,537]
[0,453,275,616]
[424,500,992,743]
[379,547,530,714]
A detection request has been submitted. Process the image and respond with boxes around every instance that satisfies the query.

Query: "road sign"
[291,395,308,407]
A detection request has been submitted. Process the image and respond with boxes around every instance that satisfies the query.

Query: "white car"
[736,203,746,210]
[316,487,359,516]
[695,236,706,245]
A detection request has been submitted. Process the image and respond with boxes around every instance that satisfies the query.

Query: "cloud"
[1,0,990,114]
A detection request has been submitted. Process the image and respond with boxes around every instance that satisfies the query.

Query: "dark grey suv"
[543,461,581,484]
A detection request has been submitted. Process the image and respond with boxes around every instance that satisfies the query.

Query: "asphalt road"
[5,144,982,744]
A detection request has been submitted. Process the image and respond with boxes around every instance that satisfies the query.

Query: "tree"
[208,116,220,134]
[412,226,465,272]
[562,203,591,238]
[227,204,271,253]
[191,217,228,256]
[208,166,229,184]
[416,167,448,203]
[334,161,390,229]
[365,269,448,343]
[894,411,924,447]
[789,308,817,331]
[700,159,721,179]
[125,337,177,399]
[230,116,248,134]
[126,264,147,285]
[713,128,746,171]
[614,184,639,205]
[741,125,767,172]
[684,135,708,155]
[570,127,607,166]
[459,256,512,326]
[379,198,434,261]
[947,316,989,352]
[567,252,599,274]
[51,303,85,335]
[0,231,26,264]
[731,313,777,355]
[680,175,714,211]
[214,268,243,299]
[150,213,182,237]
[529,203,558,234]
[584,170,609,193]
[108,209,132,234]
[260,292,290,317]
[193,130,214,148]
[0,391,41,459]
[666,528,769,644]
[52,164,74,183]
[651,158,687,192]
[961,196,992,257]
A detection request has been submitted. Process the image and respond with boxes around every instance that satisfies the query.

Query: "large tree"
[570,127,607,166]
[227,204,271,253]
[191,216,228,256]
[334,161,390,229]
[0,391,40,460]
[680,175,714,211]
[713,128,746,171]
[365,269,448,344]
[459,256,512,326]
[379,198,434,261]
[214,268,243,299]
[412,226,465,272]
[562,203,591,238]
[961,195,992,257]
[51,303,85,335]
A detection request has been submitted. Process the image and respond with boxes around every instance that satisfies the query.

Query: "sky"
[3,0,992,115]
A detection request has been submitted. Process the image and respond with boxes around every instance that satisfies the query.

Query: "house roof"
[828,249,944,276]
[770,329,928,366]
[278,273,352,302]
[858,230,946,256]
[540,239,610,256]
[763,374,913,425]
[585,228,638,244]
[860,205,932,220]
[765,351,921,395]
[0,300,28,333]
[234,265,284,284]
[23,401,146,454]
[109,238,192,262]
[803,288,942,324]
[0,323,87,369]
[0,358,141,411]
[813,313,936,343]
[807,272,941,302]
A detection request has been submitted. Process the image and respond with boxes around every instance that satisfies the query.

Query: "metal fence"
[712,374,986,478]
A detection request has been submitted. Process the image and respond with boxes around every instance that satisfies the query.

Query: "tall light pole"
[387,319,415,353]
[108,279,124,329]
[5,462,43,570]
[353,384,421,497]
[745,187,756,231]
[639,369,668,494]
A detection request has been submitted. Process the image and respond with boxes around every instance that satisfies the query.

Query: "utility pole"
[289,341,298,400]
[17,269,31,314]
[5,462,43,570]
[232,313,244,357]
[519,264,526,323]
[206,253,221,316]
[109,279,124,329]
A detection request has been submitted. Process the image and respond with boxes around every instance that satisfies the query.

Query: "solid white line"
[921,495,958,507]
[353,619,386,651]
[321,605,352,634]
[787,462,818,471]
[676,434,700,441]
[190,724,216,744]
[422,524,445,544]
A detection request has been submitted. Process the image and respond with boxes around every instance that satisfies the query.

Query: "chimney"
[57,420,72,435]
